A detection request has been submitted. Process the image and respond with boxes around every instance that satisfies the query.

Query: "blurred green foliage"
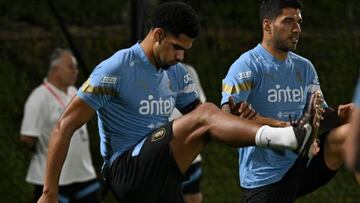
[0,0,359,202]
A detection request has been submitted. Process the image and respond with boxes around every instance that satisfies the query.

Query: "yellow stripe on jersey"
[81,79,117,96]
[222,81,255,94]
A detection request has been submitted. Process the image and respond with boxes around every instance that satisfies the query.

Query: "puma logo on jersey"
[139,95,175,115]
[296,71,303,83]
[267,84,305,103]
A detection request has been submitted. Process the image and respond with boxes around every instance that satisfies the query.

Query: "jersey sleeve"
[221,57,257,105]
[20,88,47,137]
[77,64,120,111]
[183,64,206,102]
[174,64,199,111]
[354,78,360,107]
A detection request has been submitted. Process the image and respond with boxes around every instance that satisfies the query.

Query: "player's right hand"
[310,139,320,156]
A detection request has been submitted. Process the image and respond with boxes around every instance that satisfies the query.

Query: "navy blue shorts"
[243,132,337,203]
[182,161,202,194]
[105,122,186,203]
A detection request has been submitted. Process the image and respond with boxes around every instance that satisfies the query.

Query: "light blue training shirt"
[77,43,198,166]
[221,44,326,188]
[354,78,360,107]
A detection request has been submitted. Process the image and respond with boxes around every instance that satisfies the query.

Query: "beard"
[273,34,299,52]
[153,54,177,70]
[161,65,171,70]
[275,40,296,52]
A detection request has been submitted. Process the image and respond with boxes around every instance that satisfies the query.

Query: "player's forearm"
[252,115,289,127]
[42,123,73,195]
[221,104,288,127]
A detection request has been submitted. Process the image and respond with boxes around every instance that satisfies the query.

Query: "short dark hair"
[151,1,200,38]
[260,0,303,22]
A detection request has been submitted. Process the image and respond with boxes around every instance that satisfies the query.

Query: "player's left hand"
[228,97,258,119]
[338,103,354,123]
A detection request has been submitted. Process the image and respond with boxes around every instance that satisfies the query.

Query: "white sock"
[255,125,298,150]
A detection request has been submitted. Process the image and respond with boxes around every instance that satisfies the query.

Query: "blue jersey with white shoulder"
[354,78,360,107]
[221,44,326,188]
[77,43,198,164]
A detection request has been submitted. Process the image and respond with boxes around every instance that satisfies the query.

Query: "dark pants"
[182,161,202,194]
[105,122,186,203]
[33,178,101,203]
[243,132,337,203]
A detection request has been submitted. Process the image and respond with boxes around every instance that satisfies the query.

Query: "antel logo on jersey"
[139,95,175,115]
[267,84,305,103]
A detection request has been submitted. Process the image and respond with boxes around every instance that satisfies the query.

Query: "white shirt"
[20,79,96,185]
[169,64,206,163]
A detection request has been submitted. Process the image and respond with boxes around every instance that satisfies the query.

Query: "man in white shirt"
[20,48,101,203]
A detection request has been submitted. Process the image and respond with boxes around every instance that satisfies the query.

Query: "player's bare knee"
[182,103,218,142]
[195,102,219,123]
[327,123,351,145]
